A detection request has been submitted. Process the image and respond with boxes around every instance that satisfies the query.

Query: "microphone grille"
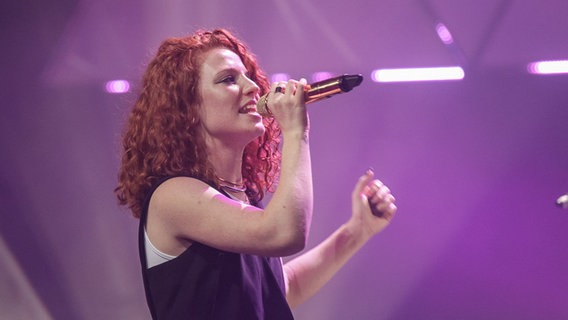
[256,95,271,117]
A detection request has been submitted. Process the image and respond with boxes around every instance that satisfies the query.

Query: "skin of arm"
[262,78,313,254]
[283,169,397,308]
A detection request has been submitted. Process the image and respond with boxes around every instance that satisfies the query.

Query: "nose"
[242,75,260,96]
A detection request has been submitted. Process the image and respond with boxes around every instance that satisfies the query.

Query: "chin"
[244,128,266,147]
[254,121,266,135]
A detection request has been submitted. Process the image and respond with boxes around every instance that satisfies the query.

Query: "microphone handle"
[257,74,363,116]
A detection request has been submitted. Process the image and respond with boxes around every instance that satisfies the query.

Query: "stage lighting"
[105,80,130,94]
[527,60,568,74]
[270,73,290,83]
[371,66,465,82]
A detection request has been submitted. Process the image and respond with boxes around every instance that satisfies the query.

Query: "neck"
[205,136,245,185]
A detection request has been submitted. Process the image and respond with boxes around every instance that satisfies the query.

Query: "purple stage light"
[527,60,568,74]
[105,80,130,94]
[435,23,454,45]
[311,71,334,82]
[271,73,290,83]
[371,66,465,82]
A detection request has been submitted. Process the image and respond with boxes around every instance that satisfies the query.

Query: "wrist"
[343,218,374,246]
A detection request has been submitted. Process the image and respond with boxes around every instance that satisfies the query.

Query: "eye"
[219,75,237,84]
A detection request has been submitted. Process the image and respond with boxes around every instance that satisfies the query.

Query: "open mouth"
[239,104,257,114]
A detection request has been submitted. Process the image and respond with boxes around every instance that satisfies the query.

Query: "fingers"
[271,81,284,92]
[288,78,307,97]
[363,173,397,219]
[263,81,290,117]
[267,79,309,131]
[270,78,306,98]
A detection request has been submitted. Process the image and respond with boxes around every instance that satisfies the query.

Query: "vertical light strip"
[527,60,568,74]
[371,67,465,82]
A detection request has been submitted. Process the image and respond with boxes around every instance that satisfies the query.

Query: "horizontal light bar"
[527,60,568,74]
[105,80,130,94]
[371,66,464,82]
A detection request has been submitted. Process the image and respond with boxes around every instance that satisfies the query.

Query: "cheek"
[199,90,224,121]
[199,108,225,132]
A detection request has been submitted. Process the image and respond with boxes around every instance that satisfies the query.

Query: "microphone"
[257,74,364,116]
[557,193,568,209]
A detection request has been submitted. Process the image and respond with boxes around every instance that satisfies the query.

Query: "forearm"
[283,220,370,308]
[264,130,313,253]
[282,168,397,307]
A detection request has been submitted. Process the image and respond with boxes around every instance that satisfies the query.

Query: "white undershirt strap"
[144,229,177,268]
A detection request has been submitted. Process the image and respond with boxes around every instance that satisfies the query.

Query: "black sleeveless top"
[138,177,295,320]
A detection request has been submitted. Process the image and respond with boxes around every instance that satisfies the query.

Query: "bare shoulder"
[154,176,210,196]
[145,177,217,255]
[150,176,217,215]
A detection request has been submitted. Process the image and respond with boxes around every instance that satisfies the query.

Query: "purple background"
[1,1,567,319]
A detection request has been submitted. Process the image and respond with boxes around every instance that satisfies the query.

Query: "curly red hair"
[115,29,281,218]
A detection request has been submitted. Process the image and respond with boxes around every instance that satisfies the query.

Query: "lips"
[239,102,258,114]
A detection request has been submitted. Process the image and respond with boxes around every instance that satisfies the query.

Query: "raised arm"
[146,79,313,257]
[283,169,397,307]
[262,78,313,254]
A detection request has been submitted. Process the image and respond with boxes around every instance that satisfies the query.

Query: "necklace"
[216,175,246,193]
[224,189,250,204]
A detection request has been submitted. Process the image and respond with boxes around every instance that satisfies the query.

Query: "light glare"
[371,67,465,82]
[436,23,454,44]
[527,60,568,74]
[312,71,334,82]
[271,73,290,83]
[105,80,130,94]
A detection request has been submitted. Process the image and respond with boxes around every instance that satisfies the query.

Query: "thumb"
[352,168,374,199]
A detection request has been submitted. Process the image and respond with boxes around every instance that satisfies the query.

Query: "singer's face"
[197,48,264,147]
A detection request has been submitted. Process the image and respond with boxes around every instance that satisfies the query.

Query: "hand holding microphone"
[257,74,363,117]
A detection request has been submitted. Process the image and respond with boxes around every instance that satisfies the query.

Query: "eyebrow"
[219,65,247,74]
